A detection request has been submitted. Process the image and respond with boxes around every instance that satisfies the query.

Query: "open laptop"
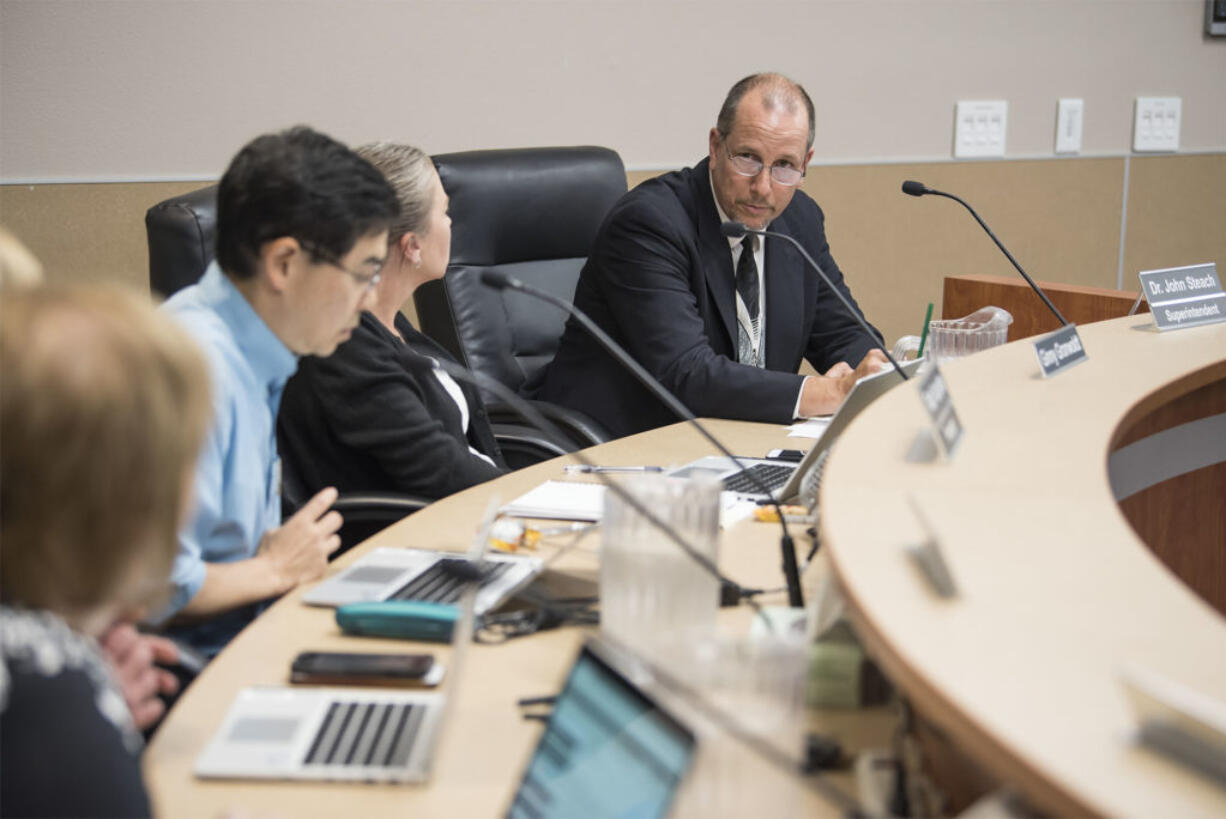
[193,507,493,784]
[302,518,542,614]
[666,358,922,502]
[507,638,697,819]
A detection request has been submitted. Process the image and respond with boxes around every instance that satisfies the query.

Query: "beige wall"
[1,1,1224,182]
[0,181,205,293]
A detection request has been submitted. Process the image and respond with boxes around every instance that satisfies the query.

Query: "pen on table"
[562,465,664,474]
[917,301,934,359]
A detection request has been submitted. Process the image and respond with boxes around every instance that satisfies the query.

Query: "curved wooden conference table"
[146,314,1226,817]
[145,418,880,818]
[821,314,1226,817]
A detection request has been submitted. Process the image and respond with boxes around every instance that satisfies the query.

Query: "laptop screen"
[507,643,696,819]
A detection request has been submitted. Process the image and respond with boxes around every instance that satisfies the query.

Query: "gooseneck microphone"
[427,344,864,815]
[720,221,909,384]
[900,180,1069,326]
[480,270,806,608]
[420,355,771,621]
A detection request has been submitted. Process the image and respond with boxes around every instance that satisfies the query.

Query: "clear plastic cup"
[600,474,721,665]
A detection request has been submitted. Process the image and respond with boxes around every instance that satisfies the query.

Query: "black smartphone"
[289,651,440,687]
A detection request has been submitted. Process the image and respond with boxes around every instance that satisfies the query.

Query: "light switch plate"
[1133,97,1181,152]
[954,100,1007,158]
[1055,98,1084,154]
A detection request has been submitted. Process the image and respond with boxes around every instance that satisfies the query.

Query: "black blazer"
[533,157,881,438]
[278,312,506,503]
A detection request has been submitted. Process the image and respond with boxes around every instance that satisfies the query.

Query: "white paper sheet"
[787,417,833,439]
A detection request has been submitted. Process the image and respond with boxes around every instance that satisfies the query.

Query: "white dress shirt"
[709,173,811,419]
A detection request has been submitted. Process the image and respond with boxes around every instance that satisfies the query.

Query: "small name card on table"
[1033,323,1087,378]
[1139,263,1226,332]
[917,365,963,459]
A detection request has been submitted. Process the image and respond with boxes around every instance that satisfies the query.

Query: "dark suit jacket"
[277,312,506,504]
[533,157,881,438]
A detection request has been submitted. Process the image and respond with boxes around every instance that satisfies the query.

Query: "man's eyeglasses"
[303,244,383,292]
[723,145,805,187]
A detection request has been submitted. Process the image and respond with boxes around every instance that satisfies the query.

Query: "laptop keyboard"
[304,701,426,769]
[722,463,795,495]
[389,558,511,604]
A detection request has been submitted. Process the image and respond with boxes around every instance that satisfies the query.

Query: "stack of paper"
[500,480,605,521]
[499,479,758,530]
[787,417,833,439]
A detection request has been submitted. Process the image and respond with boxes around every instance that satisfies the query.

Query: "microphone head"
[901,180,928,197]
[719,221,749,238]
[479,270,517,290]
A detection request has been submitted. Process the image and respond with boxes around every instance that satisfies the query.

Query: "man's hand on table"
[798,349,889,417]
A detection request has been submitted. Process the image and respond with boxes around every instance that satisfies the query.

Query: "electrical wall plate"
[1055,98,1084,154]
[1133,97,1181,152]
[953,100,1007,158]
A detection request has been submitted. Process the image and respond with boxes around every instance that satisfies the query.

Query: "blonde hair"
[354,142,436,241]
[0,285,211,620]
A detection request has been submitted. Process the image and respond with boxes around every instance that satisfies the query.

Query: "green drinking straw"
[917,302,934,358]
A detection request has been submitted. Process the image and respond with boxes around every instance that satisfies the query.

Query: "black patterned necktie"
[735,236,762,366]
[736,236,759,325]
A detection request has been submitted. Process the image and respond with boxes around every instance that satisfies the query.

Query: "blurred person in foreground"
[0,225,44,287]
[1,225,190,733]
[0,285,211,817]
[278,142,507,504]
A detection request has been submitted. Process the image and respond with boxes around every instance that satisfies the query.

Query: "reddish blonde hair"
[1,285,211,619]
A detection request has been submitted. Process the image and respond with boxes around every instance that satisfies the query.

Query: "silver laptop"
[193,506,493,784]
[302,531,542,614]
[667,358,922,502]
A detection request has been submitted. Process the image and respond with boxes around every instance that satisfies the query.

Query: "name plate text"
[1033,323,1087,378]
[1139,263,1225,332]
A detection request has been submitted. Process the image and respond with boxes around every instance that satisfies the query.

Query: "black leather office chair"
[146,185,220,300]
[414,147,626,456]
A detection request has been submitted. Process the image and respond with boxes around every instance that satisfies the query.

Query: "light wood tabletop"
[144,418,890,818]
[821,314,1226,817]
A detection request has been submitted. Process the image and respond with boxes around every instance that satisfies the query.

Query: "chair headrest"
[434,146,626,267]
[145,184,219,299]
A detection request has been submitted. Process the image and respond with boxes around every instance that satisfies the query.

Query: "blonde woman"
[278,143,507,503]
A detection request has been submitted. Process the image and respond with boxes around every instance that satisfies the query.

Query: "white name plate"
[917,365,963,459]
[1033,323,1088,378]
[1139,263,1226,332]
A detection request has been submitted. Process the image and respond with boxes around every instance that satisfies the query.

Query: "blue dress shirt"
[160,263,297,655]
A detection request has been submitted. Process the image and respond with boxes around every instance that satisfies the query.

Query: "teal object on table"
[336,600,460,642]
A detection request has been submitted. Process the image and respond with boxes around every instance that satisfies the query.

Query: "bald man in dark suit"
[534,73,886,438]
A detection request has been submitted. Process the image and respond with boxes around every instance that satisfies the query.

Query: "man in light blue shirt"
[162,127,399,656]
